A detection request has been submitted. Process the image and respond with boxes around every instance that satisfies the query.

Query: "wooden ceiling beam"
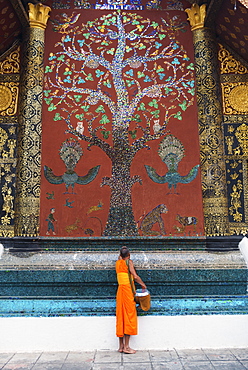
[8,0,29,29]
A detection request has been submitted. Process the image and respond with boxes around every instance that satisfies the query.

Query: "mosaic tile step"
[0,251,246,297]
[0,250,246,270]
[0,296,248,317]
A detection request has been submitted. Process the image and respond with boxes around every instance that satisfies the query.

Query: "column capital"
[28,3,51,30]
[185,4,207,31]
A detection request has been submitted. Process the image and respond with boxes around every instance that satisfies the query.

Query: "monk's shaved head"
[120,246,130,258]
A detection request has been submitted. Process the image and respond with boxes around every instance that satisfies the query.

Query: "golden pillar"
[15,4,50,237]
[185,4,230,236]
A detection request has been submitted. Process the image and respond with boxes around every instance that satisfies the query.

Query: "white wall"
[1,315,248,352]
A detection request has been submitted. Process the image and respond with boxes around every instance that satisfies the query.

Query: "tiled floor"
[0,348,248,369]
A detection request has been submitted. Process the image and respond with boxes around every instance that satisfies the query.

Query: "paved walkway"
[0,348,248,369]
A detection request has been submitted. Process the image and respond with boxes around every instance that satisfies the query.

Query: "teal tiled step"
[0,296,248,317]
[0,268,247,296]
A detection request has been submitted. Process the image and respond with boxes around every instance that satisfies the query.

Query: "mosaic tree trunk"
[44,11,196,236]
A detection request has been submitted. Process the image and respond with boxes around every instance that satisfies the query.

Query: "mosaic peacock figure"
[44,138,100,193]
[145,134,199,193]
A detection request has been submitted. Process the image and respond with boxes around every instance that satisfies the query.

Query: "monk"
[116,246,147,354]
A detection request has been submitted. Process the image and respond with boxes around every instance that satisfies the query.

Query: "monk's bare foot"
[123,347,136,354]
[118,347,123,353]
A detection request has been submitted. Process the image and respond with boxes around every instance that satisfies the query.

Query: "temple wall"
[0,0,248,352]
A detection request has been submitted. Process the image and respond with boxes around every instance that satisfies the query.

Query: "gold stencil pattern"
[222,82,248,114]
[0,82,18,115]
[218,44,248,74]
[0,47,20,74]
[14,27,45,237]
[0,46,20,237]
[0,126,16,237]
[192,28,230,236]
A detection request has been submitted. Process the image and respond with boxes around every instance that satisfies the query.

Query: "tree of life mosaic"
[42,10,203,237]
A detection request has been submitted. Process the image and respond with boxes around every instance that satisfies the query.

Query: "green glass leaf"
[57,55,65,61]
[132,114,141,122]
[148,99,158,108]
[151,21,159,28]
[126,79,135,87]
[138,102,146,111]
[129,130,137,139]
[95,105,105,113]
[179,100,187,111]
[186,63,194,70]
[74,95,82,103]
[48,103,56,111]
[101,130,110,139]
[164,87,173,94]
[75,113,84,120]
[158,34,166,40]
[83,33,90,39]
[44,90,51,97]
[174,111,182,120]
[44,97,53,105]
[63,70,72,75]
[152,109,160,118]
[81,105,90,112]
[100,114,110,124]
[45,66,52,73]
[137,71,145,78]
[107,48,115,55]
[53,113,62,121]
[86,73,94,81]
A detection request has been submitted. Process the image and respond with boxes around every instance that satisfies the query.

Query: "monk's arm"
[129,260,147,289]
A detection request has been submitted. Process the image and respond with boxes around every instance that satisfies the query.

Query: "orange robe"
[116,259,137,337]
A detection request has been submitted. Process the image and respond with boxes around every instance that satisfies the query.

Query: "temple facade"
[0,0,248,351]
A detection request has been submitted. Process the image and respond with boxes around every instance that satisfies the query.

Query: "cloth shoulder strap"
[125,259,136,297]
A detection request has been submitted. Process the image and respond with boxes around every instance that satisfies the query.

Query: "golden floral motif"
[225,136,234,155]
[229,85,248,112]
[235,124,248,155]
[0,47,20,74]
[229,180,243,222]
[218,44,248,74]
[222,83,248,114]
[0,84,12,111]
[0,82,18,116]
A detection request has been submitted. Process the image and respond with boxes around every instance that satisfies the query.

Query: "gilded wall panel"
[219,43,248,235]
[0,48,19,237]
[222,82,248,115]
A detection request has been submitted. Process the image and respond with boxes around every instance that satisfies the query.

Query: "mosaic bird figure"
[46,191,55,200]
[64,199,74,208]
[51,13,80,33]
[44,138,100,194]
[145,134,199,193]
